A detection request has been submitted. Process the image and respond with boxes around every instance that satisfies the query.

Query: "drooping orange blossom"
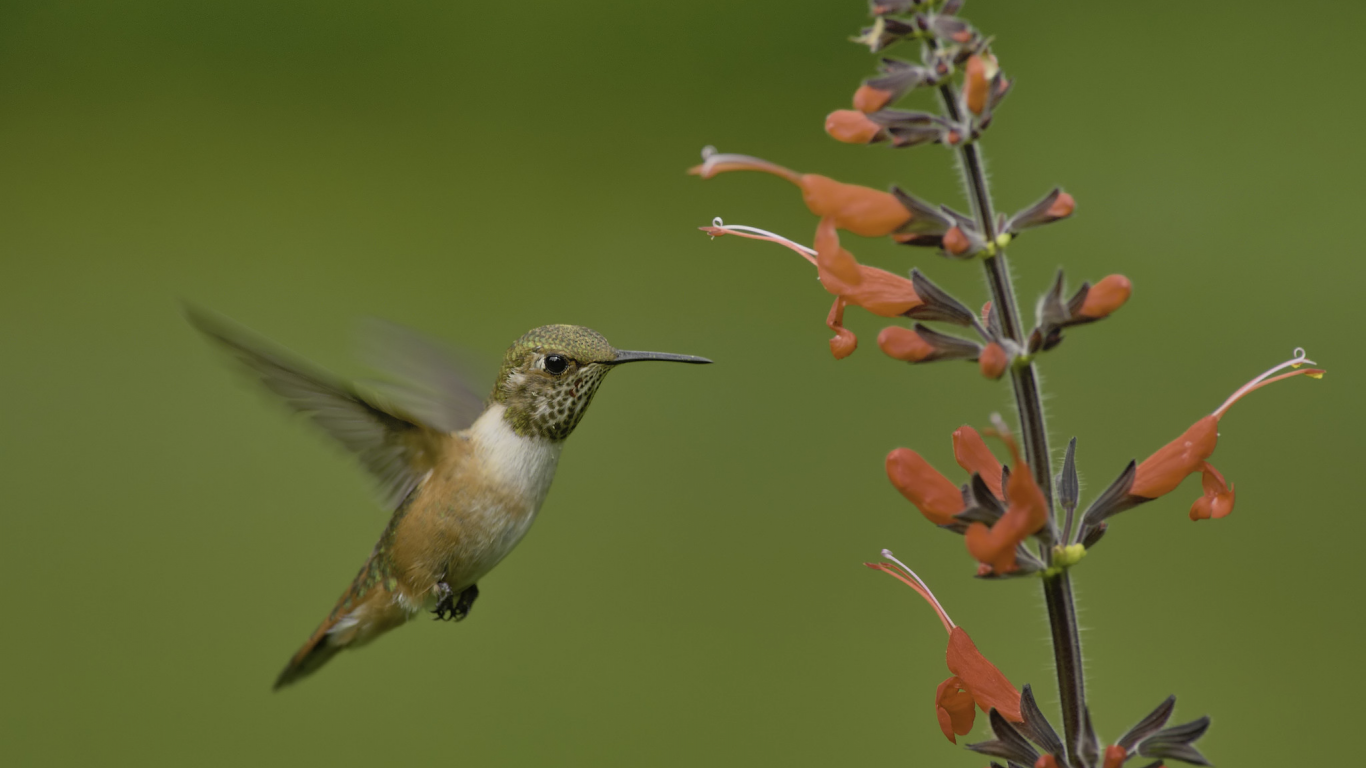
[865,550,1022,743]
[1131,349,1324,520]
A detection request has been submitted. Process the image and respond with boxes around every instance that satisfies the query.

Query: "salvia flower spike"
[694,2,1328,763]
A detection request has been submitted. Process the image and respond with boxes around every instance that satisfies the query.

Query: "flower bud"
[1077,274,1131,320]
[853,84,893,113]
[964,54,993,115]
[689,151,912,237]
[943,226,972,255]
[825,109,885,144]
[878,326,936,362]
[979,342,1009,380]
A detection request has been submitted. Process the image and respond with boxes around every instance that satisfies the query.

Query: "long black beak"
[610,349,713,365]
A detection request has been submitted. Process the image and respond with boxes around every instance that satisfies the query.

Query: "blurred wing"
[355,318,486,434]
[187,306,446,511]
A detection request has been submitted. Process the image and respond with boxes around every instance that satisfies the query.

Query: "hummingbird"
[188,308,711,689]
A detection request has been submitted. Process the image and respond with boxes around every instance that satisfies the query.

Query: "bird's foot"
[432,582,478,622]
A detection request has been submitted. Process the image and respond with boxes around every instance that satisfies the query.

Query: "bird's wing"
[187,306,450,511]
[354,318,486,436]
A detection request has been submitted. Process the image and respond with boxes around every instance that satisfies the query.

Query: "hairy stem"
[939,82,1088,766]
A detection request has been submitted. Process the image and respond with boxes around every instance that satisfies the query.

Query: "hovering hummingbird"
[188,309,711,689]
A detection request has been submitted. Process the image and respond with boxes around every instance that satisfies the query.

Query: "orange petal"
[946,626,1021,722]
[1131,415,1219,499]
[935,676,977,743]
[953,426,1004,499]
[826,297,857,359]
[854,83,892,113]
[1079,274,1131,319]
[799,174,911,237]
[1189,461,1235,520]
[887,448,966,526]
[965,429,1049,574]
[877,326,934,362]
[1102,745,1128,768]
[816,219,920,316]
[965,521,1019,574]
[979,342,1009,380]
[825,109,883,144]
[814,216,865,287]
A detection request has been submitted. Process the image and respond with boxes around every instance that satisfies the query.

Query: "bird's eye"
[543,354,569,375]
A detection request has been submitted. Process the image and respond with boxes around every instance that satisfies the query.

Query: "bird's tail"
[273,559,410,690]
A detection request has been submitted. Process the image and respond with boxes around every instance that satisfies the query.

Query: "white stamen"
[1213,347,1316,418]
[881,549,955,629]
[708,219,819,256]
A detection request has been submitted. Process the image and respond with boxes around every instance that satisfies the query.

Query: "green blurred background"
[2,0,1360,764]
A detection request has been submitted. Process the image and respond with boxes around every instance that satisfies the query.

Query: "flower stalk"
[939,75,1086,762]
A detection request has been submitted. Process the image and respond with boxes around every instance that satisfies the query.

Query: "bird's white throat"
[467,403,563,510]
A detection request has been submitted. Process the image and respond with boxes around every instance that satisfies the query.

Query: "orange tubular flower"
[886,448,965,526]
[964,426,1049,574]
[1131,349,1325,519]
[698,218,920,359]
[866,551,1023,743]
[1077,274,1131,320]
[689,151,912,237]
[825,109,885,144]
[813,217,922,316]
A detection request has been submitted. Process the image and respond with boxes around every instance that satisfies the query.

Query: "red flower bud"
[1078,274,1130,320]
[877,326,936,362]
[825,109,884,144]
[1102,745,1127,768]
[979,342,1008,380]
[1035,756,1061,768]
[853,83,893,113]
[886,448,966,526]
